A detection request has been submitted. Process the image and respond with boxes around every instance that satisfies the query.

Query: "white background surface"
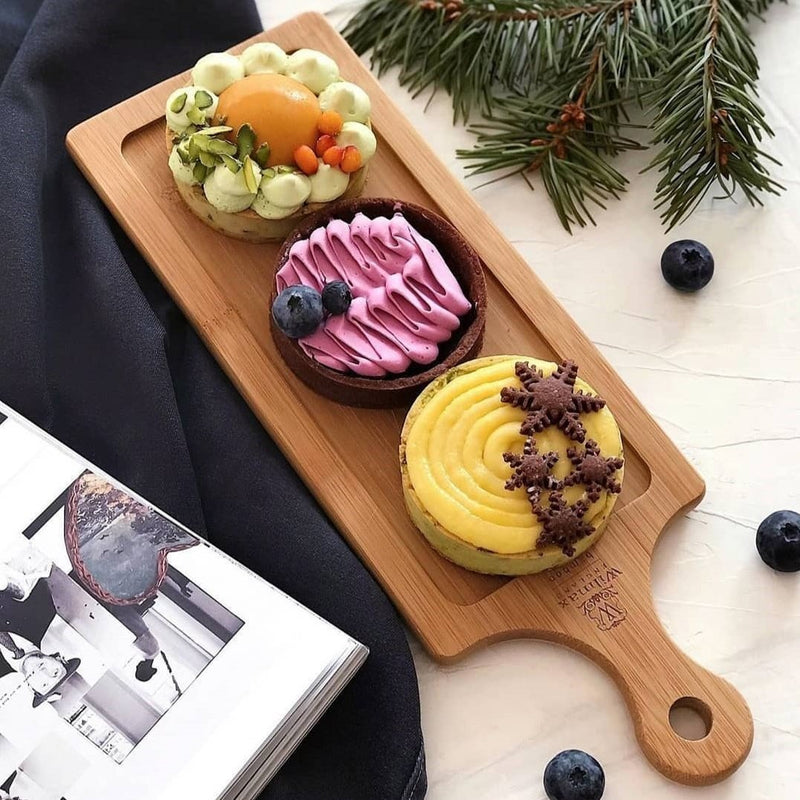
[259,2,800,798]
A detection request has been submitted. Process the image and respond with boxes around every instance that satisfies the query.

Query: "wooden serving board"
[66,12,752,786]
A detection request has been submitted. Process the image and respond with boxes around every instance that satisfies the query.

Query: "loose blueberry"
[661,239,714,292]
[272,285,324,339]
[543,750,605,800]
[756,510,800,572]
[322,280,352,315]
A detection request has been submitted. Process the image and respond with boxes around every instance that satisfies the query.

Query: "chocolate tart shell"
[270,197,487,408]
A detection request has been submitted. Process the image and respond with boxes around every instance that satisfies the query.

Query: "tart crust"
[270,197,488,408]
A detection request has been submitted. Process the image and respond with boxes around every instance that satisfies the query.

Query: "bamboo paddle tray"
[66,12,752,786]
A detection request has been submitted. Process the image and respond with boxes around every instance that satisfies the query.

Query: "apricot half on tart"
[165,44,376,243]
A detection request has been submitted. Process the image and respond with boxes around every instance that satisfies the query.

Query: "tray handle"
[466,502,753,786]
[596,592,754,786]
[599,505,754,785]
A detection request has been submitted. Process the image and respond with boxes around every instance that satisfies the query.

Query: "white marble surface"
[256,2,800,797]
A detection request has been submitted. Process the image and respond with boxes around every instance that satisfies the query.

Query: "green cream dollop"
[318,81,371,124]
[284,49,339,94]
[241,42,288,75]
[168,146,198,186]
[191,52,244,95]
[336,122,377,164]
[308,163,349,203]
[263,171,312,207]
[166,86,219,133]
[252,171,311,219]
[203,163,261,213]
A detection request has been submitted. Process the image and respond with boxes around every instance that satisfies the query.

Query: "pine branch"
[456,0,659,231]
[645,0,783,229]
[343,0,644,121]
[459,42,643,230]
[343,0,784,230]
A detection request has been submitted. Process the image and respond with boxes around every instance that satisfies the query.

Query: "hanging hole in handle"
[669,697,713,741]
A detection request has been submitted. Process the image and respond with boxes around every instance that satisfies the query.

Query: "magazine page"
[0,405,358,800]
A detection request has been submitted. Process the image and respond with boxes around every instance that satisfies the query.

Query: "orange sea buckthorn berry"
[318,110,343,136]
[323,146,344,167]
[340,146,362,174]
[315,134,337,157]
[294,145,319,175]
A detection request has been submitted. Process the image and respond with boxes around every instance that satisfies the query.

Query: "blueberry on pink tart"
[270,198,487,407]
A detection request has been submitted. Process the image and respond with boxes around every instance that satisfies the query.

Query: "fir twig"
[458,0,657,230]
[343,0,641,121]
[343,0,783,231]
[645,0,784,229]
[460,44,644,229]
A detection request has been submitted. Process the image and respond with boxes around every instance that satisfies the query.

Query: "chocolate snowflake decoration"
[534,491,595,557]
[500,360,606,443]
[563,439,624,503]
[502,437,561,508]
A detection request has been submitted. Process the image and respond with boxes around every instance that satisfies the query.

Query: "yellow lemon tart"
[165,44,375,242]
[400,355,625,575]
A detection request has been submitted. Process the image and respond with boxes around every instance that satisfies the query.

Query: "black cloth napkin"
[0,1,426,798]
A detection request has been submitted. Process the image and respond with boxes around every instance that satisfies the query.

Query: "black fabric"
[0,1,426,798]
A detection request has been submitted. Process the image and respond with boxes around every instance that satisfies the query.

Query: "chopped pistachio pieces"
[177,144,192,165]
[254,143,271,168]
[198,150,218,168]
[192,162,208,183]
[187,137,201,160]
[186,105,206,125]
[198,125,233,137]
[277,165,295,174]
[192,131,236,156]
[169,91,187,114]
[207,138,237,156]
[262,167,276,180]
[243,156,258,193]
[236,124,257,160]
[220,154,241,173]
[192,134,214,153]
[194,89,214,110]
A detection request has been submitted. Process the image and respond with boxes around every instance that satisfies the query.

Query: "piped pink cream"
[275,211,472,377]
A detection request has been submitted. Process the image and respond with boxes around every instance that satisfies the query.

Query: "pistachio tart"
[270,198,487,408]
[400,355,625,574]
[165,44,375,243]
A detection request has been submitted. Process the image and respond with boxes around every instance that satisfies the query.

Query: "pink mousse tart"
[270,198,487,407]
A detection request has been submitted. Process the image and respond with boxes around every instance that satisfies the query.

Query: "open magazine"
[0,401,367,800]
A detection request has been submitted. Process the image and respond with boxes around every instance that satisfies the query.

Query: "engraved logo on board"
[581,587,626,631]
[547,550,628,631]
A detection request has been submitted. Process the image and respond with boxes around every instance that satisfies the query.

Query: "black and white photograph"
[0,458,244,796]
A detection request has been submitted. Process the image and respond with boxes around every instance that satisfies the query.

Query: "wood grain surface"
[66,12,753,785]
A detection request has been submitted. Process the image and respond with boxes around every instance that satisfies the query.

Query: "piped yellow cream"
[400,355,624,574]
